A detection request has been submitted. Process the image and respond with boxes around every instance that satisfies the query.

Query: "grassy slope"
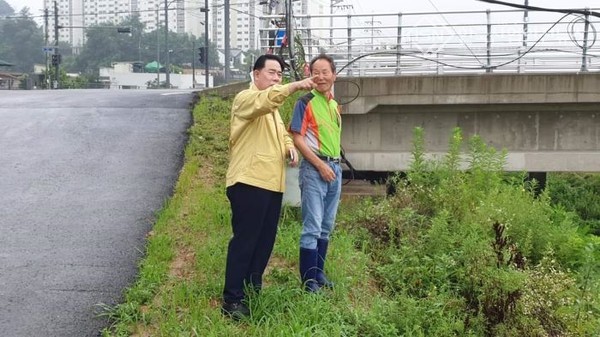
[101,93,600,337]
[102,95,391,336]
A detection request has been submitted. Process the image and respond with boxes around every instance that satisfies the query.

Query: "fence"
[259,8,600,76]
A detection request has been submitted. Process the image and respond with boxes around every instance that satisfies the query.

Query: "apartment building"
[44,0,192,50]
[211,0,258,51]
[43,0,323,54]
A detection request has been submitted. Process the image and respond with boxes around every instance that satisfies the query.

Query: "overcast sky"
[9,0,599,16]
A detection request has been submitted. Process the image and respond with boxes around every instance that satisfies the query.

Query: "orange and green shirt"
[290,89,341,157]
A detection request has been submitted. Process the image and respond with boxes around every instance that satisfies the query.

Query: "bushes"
[338,127,600,336]
[548,173,600,235]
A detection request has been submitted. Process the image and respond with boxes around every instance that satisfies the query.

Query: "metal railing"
[259,9,600,76]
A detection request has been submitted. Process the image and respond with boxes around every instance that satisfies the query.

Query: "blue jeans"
[298,159,342,249]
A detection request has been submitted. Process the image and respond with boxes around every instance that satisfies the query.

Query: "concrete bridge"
[335,73,600,174]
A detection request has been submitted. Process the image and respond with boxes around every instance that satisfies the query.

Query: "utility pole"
[519,0,529,73]
[286,0,296,78]
[224,0,230,82]
[44,8,49,89]
[203,0,209,88]
[53,1,59,89]
[192,39,196,88]
[156,6,160,86]
[164,0,170,88]
[522,0,529,49]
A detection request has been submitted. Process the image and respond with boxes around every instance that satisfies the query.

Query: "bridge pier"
[336,73,600,175]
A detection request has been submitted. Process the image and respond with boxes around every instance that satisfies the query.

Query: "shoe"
[221,301,250,321]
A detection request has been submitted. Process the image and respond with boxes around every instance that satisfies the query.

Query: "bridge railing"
[258,9,600,76]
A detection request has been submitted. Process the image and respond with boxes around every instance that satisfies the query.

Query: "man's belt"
[316,154,341,164]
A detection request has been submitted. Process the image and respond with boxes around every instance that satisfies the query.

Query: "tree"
[74,15,221,76]
[0,8,44,72]
[240,49,261,73]
[0,0,14,16]
[74,16,147,74]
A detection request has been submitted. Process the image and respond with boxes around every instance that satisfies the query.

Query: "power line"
[426,0,484,65]
[0,2,255,21]
[476,0,600,18]
[335,12,576,73]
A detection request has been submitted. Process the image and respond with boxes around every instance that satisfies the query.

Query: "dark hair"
[253,54,286,71]
[309,54,336,73]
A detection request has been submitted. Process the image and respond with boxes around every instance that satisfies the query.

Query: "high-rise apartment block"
[43,0,330,53]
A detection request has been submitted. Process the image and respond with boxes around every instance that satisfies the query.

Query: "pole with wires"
[44,8,49,89]
[53,1,59,89]
[199,1,209,88]
[486,9,492,72]
[156,6,160,86]
[164,0,170,88]
[519,0,529,73]
[580,8,591,72]
[204,0,209,88]
[225,0,231,82]
[285,0,300,80]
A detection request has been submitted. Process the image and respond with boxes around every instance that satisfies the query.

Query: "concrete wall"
[336,73,600,172]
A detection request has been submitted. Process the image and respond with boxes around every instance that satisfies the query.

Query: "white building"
[44,0,133,50]
[44,0,200,50]
[99,61,213,89]
[42,0,340,57]
[211,0,260,51]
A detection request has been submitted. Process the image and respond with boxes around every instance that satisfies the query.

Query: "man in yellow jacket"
[222,54,316,320]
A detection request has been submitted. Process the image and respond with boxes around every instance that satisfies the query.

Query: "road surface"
[0,89,194,336]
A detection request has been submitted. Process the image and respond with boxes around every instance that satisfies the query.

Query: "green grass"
[101,94,393,336]
[101,95,600,337]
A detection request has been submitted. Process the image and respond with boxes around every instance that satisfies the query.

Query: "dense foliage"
[548,173,600,236]
[338,127,600,336]
[0,8,44,72]
[72,16,219,76]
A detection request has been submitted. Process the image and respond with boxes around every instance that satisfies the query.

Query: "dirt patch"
[169,247,196,280]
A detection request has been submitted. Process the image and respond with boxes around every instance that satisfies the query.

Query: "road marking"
[161,92,192,96]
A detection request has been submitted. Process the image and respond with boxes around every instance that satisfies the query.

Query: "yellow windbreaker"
[225,82,295,192]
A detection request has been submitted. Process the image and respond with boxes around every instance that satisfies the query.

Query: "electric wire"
[426,0,484,65]
[476,0,600,19]
[335,12,578,73]
[568,15,597,49]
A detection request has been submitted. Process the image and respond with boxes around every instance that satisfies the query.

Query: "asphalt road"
[0,89,194,336]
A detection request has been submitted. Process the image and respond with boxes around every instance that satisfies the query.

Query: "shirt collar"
[311,89,334,101]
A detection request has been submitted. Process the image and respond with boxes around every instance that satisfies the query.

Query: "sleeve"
[289,98,307,135]
[232,83,291,120]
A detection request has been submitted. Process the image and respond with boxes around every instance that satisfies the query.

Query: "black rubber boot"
[299,247,320,292]
[316,238,334,288]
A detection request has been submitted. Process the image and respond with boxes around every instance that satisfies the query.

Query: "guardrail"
[259,9,600,76]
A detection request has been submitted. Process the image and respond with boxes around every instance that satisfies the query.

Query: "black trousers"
[223,183,283,304]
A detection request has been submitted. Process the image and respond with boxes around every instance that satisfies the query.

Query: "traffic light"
[51,54,61,66]
[198,47,206,64]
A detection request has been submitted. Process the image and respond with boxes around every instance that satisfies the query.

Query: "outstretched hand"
[290,76,317,93]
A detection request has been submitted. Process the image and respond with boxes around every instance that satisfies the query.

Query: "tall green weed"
[340,127,600,336]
